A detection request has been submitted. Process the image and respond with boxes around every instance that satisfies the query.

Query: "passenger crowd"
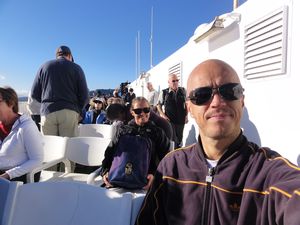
[1,46,299,225]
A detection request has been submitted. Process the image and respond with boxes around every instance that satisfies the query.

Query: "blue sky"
[0,0,246,96]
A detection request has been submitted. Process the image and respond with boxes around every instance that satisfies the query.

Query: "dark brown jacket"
[136,133,300,225]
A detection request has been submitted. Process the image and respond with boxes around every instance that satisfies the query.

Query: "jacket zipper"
[201,167,215,225]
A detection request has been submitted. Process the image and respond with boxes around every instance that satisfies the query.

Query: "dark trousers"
[0,170,41,183]
[74,164,99,174]
[171,123,185,148]
[31,115,41,131]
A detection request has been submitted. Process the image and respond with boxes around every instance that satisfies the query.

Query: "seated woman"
[0,87,43,183]
[81,97,106,124]
[100,97,170,190]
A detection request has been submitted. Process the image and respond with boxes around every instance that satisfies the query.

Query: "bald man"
[157,74,188,148]
[135,59,300,225]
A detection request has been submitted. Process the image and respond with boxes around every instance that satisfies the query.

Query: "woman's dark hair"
[106,103,126,121]
[130,96,149,110]
[0,86,19,113]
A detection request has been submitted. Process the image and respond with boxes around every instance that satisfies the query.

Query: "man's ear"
[130,109,135,117]
[241,95,245,108]
[186,101,195,118]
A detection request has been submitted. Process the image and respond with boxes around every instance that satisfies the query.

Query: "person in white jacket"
[0,86,43,182]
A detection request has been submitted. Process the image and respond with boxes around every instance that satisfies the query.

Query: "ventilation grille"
[168,62,182,80]
[244,6,288,79]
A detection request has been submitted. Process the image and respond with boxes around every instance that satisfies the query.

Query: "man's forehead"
[169,74,178,79]
[187,64,239,92]
[133,101,148,107]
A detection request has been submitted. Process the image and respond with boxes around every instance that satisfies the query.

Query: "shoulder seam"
[164,143,197,158]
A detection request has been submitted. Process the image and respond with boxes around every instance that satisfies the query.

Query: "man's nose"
[210,91,225,106]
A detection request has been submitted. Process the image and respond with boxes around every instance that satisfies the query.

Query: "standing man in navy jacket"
[30,45,89,137]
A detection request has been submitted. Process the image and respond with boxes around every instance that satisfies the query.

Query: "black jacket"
[160,87,187,125]
[101,120,170,175]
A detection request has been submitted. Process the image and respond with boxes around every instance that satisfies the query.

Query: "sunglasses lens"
[219,83,243,100]
[189,83,243,105]
[143,108,150,113]
[133,109,142,114]
[133,107,150,114]
[190,87,212,105]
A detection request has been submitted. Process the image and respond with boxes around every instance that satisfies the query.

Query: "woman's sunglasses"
[132,107,150,114]
[188,83,244,105]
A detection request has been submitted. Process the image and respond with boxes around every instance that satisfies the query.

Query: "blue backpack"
[108,134,152,189]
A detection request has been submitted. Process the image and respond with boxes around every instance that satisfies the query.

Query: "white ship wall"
[131,0,300,164]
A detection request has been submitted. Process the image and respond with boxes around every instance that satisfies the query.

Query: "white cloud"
[0,75,5,80]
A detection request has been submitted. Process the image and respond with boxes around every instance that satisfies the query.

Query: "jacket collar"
[128,119,155,127]
[195,131,247,165]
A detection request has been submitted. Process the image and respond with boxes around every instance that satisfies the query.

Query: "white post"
[233,0,239,9]
[150,6,154,68]
[135,31,141,80]
[138,31,140,77]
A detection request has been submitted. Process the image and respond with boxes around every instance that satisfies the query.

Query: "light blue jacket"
[82,110,106,124]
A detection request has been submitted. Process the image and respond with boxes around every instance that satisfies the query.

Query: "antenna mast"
[135,31,141,80]
[233,0,239,9]
[150,6,154,68]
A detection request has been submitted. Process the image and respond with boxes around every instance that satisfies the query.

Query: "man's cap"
[56,45,72,57]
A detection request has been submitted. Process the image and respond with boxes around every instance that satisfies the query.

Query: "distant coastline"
[18,88,114,114]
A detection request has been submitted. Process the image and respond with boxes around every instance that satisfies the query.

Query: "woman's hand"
[0,172,10,180]
[102,172,113,188]
[143,174,154,190]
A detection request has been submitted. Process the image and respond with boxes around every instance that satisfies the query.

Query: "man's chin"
[205,127,229,139]
[136,118,148,125]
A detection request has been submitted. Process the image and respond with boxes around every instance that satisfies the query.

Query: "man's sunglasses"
[188,83,244,105]
[132,107,151,114]
[93,101,102,104]
[172,79,179,83]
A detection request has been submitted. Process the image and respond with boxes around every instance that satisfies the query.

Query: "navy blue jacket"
[31,57,89,116]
